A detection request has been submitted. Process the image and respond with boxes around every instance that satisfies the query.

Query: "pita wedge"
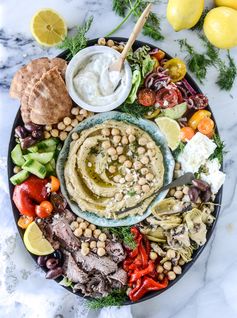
[28,67,72,125]
[10,57,67,100]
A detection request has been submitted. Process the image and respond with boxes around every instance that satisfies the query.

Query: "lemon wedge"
[23,221,54,255]
[155,117,181,150]
[30,8,67,46]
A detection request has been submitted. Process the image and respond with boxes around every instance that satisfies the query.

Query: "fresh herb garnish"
[58,16,93,59]
[127,189,137,197]
[172,141,185,160]
[108,0,164,41]
[87,289,127,309]
[108,226,137,249]
[216,51,237,91]
[209,134,226,164]
[191,8,209,31]
[59,276,74,288]
[127,45,151,69]
[119,101,154,118]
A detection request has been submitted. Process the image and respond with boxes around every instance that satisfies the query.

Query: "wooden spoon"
[109,3,152,73]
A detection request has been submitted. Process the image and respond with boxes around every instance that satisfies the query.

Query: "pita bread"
[29,67,72,125]
[10,57,67,99]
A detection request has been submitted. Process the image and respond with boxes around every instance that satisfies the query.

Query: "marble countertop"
[0,0,237,317]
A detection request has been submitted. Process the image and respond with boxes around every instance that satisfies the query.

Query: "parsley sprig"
[119,101,154,118]
[107,226,137,249]
[209,134,226,164]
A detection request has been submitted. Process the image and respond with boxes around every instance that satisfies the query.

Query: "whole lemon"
[167,0,204,31]
[203,7,237,48]
[215,0,237,10]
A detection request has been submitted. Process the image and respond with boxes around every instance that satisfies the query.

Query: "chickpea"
[146,173,154,181]
[141,168,148,175]
[107,39,114,47]
[147,149,156,157]
[128,134,136,143]
[134,184,142,193]
[179,258,185,266]
[142,184,150,193]
[70,221,78,231]
[111,128,120,136]
[121,136,128,145]
[76,114,84,122]
[71,107,80,116]
[169,188,176,196]
[116,146,123,155]
[124,160,132,168]
[173,265,182,275]
[125,174,133,182]
[99,233,107,242]
[79,222,88,230]
[63,117,72,126]
[101,128,110,136]
[81,246,90,256]
[156,265,164,273]
[90,241,97,249]
[97,241,105,248]
[84,228,92,237]
[59,131,68,141]
[113,135,121,144]
[45,125,52,131]
[150,251,158,260]
[71,118,79,127]
[88,224,96,231]
[158,273,164,281]
[44,131,51,139]
[138,178,147,186]
[51,129,59,138]
[98,37,106,45]
[97,247,106,257]
[71,132,79,140]
[113,175,121,183]
[138,137,147,146]
[77,217,84,223]
[147,141,155,149]
[118,44,124,52]
[119,177,125,184]
[137,147,145,155]
[74,228,83,237]
[81,242,89,248]
[115,192,123,201]
[93,229,102,238]
[107,147,116,156]
[163,261,172,271]
[133,161,142,170]
[126,127,134,135]
[108,165,116,173]
[65,125,73,132]
[118,155,126,163]
[79,108,88,117]
[102,140,111,149]
[111,155,118,161]
[168,271,176,281]
[166,249,176,259]
[140,156,149,165]
[13,166,21,174]
[57,122,66,130]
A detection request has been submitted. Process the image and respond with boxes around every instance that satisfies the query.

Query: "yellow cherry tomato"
[164,58,187,82]
[144,108,161,119]
[188,110,211,130]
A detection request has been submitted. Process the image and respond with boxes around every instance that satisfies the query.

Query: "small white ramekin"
[65,46,132,112]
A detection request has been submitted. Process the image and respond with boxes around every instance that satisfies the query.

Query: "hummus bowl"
[57,111,175,227]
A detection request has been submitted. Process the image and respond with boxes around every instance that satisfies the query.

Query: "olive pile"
[15,122,43,149]
[188,179,212,203]
[37,250,64,280]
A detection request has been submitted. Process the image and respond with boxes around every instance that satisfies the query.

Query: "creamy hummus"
[65,120,164,219]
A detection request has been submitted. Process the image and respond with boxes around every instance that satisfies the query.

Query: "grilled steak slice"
[73,250,117,275]
[63,253,89,284]
[86,274,109,298]
[108,268,127,286]
[73,282,86,294]
[105,241,126,263]
[62,209,76,223]
[52,219,80,251]
[37,219,60,250]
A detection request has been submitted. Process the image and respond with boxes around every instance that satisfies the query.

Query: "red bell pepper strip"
[129,278,142,300]
[129,261,155,283]
[139,240,148,267]
[129,277,169,302]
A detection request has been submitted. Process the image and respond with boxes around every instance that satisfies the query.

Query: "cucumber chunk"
[22,159,47,179]
[10,170,30,185]
[27,145,38,153]
[11,144,25,167]
[161,102,187,119]
[23,152,54,164]
[37,138,59,152]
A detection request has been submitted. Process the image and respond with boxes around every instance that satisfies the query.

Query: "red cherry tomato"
[35,201,54,218]
[156,87,183,108]
[138,88,156,107]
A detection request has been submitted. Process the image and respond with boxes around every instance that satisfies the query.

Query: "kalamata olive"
[201,188,212,202]
[188,186,200,203]
[50,192,67,211]
[46,258,59,270]
[45,267,63,279]
[52,249,63,264]
[21,136,36,149]
[24,122,42,132]
[37,256,48,267]
[15,125,28,139]
[192,179,210,192]
[32,129,43,140]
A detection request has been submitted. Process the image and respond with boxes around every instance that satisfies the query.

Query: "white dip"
[73,52,126,106]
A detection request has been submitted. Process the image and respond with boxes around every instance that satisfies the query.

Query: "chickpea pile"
[97,38,125,53]
[44,107,91,141]
[70,217,107,257]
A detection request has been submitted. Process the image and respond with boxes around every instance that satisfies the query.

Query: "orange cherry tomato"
[50,176,60,192]
[35,200,53,218]
[188,110,212,130]
[18,215,34,229]
[138,88,156,107]
[150,49,165,61]
[197,117,214,136]
[180,127,195,142]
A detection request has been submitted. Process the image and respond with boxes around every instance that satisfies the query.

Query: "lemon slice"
[23,221,54,255]
[30,8,67,46]
[155,117,181,150]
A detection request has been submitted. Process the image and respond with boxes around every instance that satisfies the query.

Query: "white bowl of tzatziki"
[65,46,132,112]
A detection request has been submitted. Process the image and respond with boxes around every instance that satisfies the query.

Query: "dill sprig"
[191,8,209,31]
[87,290,127,309]
[199,34,219,62]
[58,16,93,59]
[107,226,137,249]
[119,101,154,118]
[216,51,237,91]
[209,134,226,164]
[113,0,128,17]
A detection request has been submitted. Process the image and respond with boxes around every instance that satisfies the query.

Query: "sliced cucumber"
[45,162,55,176]
[23,152,54,164]
[11,144,25,167]
[37,138,59,152]
[22,159,47,179]
[50,158,56,170]
[161,102,187,119]
[27,145,38,153]
[10,170,30,185]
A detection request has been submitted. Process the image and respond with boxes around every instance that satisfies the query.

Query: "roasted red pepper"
[129,260,155,283]
[13,176,49,217]
[129,277,169,302]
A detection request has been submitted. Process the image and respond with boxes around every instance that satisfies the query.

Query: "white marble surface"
[0,0,237,317]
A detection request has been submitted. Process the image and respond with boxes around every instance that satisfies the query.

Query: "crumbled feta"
[87,162,92,167]
[178,132,216,173]
[200,158,226,194]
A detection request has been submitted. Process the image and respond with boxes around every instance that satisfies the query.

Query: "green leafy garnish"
[87,289,127,309]
[126,67,142,104]
[142,54,156,77]
[119,101,154,118]
[216,51,237,91]
[191,8,209,31]
[58,16,93,59]
[107,226,137,249]
[59,276,74,288]
[127,45,151,69]
[172,141,185,160]
[108,0,164,41]
[209,134,226,164]
[127,189,137,197]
